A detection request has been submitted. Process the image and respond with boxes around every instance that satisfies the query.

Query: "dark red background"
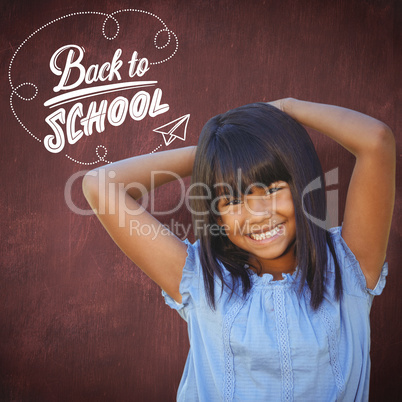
[1,0,400,401]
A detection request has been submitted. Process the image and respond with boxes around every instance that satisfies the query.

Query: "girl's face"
[217,181,297,277]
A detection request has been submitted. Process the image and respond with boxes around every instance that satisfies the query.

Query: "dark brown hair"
[190,103,342,309]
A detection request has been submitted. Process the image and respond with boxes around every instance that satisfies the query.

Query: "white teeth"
[249,226,280,241]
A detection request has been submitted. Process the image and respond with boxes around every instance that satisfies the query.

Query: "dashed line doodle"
[9,9,187,165]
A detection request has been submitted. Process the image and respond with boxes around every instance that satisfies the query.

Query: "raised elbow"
[374,124,394,151]
[364,123,395,158]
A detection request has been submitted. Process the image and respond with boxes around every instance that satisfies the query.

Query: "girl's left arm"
[277,98,396,289]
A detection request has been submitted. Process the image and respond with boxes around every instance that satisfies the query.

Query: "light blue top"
[162,227,387,401]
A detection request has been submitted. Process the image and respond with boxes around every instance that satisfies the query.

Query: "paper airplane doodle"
[153,114,190,146]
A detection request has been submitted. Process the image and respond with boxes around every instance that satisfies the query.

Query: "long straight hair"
[190,103,342,310]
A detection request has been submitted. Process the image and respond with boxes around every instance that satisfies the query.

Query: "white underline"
[44,81,158,108]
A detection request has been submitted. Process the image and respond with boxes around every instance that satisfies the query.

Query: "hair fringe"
[191,103,343,311]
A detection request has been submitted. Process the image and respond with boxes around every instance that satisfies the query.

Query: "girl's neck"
[249,249,297,280]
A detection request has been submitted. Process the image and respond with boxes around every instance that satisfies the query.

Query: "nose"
[245,195,273,219]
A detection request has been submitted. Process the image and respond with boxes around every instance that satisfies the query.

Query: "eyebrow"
[213,182,236,196]
[216,193,240,202]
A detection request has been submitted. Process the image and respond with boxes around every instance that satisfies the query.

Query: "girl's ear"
[216,216,222,225]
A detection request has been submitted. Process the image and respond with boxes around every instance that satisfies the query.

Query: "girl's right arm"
[82,146,197,303]
[274,98,395,289]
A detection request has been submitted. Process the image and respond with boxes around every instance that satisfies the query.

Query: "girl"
[83,98,395,401]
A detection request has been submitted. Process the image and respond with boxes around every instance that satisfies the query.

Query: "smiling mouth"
[248,225,282,241]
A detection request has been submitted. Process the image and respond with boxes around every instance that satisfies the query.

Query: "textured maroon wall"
[1,0,400,401]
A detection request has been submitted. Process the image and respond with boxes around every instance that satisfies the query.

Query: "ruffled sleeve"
[161,238,200,321]
[329,226,388,299]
